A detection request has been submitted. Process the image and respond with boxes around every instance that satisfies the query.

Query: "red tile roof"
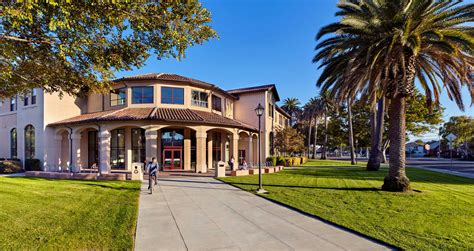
[49,107,257,131]
[276,105,291,118]
[227,84,281,101]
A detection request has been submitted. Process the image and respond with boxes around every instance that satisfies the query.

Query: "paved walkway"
[135,176,390,251]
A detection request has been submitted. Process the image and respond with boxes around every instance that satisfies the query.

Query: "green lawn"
[0,177,141,249]
[219,160,474,250]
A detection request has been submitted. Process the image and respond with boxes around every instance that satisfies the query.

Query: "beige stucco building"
[0,73,289,174]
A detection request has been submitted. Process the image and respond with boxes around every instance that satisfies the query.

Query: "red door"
[163,148,182,170]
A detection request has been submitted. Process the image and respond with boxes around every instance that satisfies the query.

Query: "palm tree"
[318,91,333,160]
[315,0,473,192]
[303,98,315,157]
[303,97,323,158]
[347,97,356,165]
[367,95,386,171]
[282,97,301,126]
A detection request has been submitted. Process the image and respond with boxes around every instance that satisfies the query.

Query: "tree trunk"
[381,139,389,163]
[313,118,319,159]
[307,118,313,157]
[321,110,328,159]
[367,95,379,170]
[382,96,411,192]
[348,98,356,165]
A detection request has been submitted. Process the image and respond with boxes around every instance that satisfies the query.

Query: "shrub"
[301,157,308,164]
[276,156,285,166]
[292,157,301,166]
[25,159,42,171]
[266,156,278,166]
[0,160,22,174]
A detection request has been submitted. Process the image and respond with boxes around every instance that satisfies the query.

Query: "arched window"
[10,128,17,159]
[24,125,35,159]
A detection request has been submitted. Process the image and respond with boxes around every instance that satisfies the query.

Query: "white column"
[232,133,239,171]
[184,128,191,170]
[248,136,253,166]
[207,133,213,171]
[125,127,132,170]
[145,129,158,163]
[70,133,82,173]
[196,131,207,173]
[98,129,111,174]
[53,135,63,172]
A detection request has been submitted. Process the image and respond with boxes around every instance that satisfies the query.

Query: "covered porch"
[48,125,259,175]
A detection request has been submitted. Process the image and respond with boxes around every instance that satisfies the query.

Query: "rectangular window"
[131,128,146,163]
[212,95,222,112]
[10,97,16,111]
[161,87,184,105]
[132,86,154,104]
[31,89,37,105]
[23,95,29,106]
[88,131,98,167]
[110,88,127,106]
[268,103,274,118]
[110,129,126,169]
[191,90,208,107]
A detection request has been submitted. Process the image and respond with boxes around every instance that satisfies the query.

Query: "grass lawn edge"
[215,176,400,250]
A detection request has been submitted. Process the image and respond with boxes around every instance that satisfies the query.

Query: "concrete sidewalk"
[135,176,391,251]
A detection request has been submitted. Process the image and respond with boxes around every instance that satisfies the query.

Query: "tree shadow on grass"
[225,181,381,192]
[283,167,474,185]
[85,183,140,191]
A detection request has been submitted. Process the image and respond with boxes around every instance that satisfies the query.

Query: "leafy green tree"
[315,0,473,192]
[406,91,445,137]
[274,127,305,156]
[440,116,474,154]
[0,1,217,97]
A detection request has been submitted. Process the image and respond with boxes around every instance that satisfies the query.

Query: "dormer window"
[132,86,154,104]
[111,88,127,106]
[191,90,208,108]
[211,95,222,112]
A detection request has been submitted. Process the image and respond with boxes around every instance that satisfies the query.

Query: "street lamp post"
[255,103,267,194]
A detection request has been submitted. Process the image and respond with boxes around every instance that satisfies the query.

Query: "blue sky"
[116,0,473,138]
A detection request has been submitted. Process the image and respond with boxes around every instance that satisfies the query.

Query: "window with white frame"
[191,90,208,107]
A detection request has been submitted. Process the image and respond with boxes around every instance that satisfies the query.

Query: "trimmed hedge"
[25,159,42,171]
[266,156,278,166]
[267,156,308,167]
[0,160,22,174]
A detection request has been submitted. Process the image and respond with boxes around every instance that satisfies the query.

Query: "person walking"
[147,157,159,193]
[229,156,235,170]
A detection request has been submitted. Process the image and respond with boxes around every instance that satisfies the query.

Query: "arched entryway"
[158,126,197,171]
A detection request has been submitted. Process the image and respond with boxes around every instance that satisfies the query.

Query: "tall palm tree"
[303,97,323,158]
[282,97,301,126]
[315,0,473,192]
[303,98,315,157]
[347,97,356,165]
[318,91,333,160]
[367,95,386,171]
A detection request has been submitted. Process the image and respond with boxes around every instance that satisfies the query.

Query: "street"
[332,156,474,179]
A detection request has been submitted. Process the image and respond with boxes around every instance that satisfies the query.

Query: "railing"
[191,99,208,108]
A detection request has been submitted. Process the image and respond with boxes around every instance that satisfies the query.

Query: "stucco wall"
[43,91,83,169]
[83,81,236,118]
